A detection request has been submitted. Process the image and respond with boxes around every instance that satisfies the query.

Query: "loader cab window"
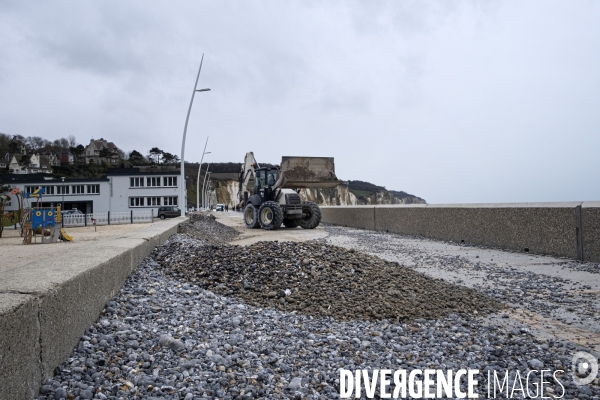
[256,170,266,190]
[267,170,278,186]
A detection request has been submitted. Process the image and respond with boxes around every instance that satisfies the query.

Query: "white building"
[1,168,183,216]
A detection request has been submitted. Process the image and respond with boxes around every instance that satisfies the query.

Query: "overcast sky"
[1,1,599,203]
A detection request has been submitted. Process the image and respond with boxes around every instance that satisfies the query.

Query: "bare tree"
[26,136,49,151]
[52,137,70,153]
[68,135,77,147]
[0,133,11,148]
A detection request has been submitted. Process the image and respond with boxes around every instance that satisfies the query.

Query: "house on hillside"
[0,153,10,170]
[44,152,61,167]
[58,152,74,165]
[85,138,121,165]
[8,154,25,174]
[7,153,54,174]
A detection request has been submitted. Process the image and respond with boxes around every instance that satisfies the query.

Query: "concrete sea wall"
[320,202,600,262]
[0,219,182,400]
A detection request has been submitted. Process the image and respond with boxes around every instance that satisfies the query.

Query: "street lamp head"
[196,88,211,92]
[205,151,211,154]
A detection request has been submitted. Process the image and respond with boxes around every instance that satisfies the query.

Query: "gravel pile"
[325,225,600,329]
[153,240,501,322]
[36,235,597,400]
[177,213,239,244]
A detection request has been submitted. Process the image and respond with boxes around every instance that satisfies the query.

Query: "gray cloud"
[0,0,599,203]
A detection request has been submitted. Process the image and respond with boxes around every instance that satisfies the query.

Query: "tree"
[0,133,10,153]
[20,154,31,168]
[128,150,147,165]
[162,152,175,164]
[68,135,77,147]
[69,144,85,164]
[99,148,115,160]
[26,136,49,151]
[12,134,24,143]
[8,141,20,154]
[52,137,70,153]
[148,147,163,164]
[0,193,10,238]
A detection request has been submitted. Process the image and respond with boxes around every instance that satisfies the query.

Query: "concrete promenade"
[0,218,184,400]
[320,202,600,262]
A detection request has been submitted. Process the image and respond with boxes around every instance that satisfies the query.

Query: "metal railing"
[62,210,153,227]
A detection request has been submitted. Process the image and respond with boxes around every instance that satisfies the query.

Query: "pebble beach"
[36,215,600,399]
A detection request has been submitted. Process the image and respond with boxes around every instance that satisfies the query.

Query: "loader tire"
[298,201,321,229]
[283,218,300,228]
[243,204,260,229]
[258,201,284,230]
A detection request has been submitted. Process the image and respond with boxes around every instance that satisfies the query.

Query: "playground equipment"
[22,208,60,244]
[20,187,73,244]
[59,228,73,241]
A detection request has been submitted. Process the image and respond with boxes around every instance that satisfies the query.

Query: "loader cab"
[254,167,279,202]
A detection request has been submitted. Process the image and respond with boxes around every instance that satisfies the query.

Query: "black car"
[157,206,181,219]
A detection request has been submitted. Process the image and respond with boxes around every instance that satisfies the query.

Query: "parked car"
[157,206,181,219]
[62,209,84,215]
[215,204,224,212]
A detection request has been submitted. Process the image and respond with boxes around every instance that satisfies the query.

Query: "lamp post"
[201,166,211,209]
[196,136,210,210]
[206,180,213,209]
[179,54,211,217]
[61,177,65,211]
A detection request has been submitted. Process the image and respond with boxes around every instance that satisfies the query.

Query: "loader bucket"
[280,156,339,189]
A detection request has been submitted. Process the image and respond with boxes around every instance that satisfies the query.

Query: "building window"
[57,185,70,195]
[41,186,55,195]
[87,184,100,194]
[25,186,38,194]
[147,177,161,187]
[130,197,145,207]
[130,177,144,187]
[72,185,85,194]
[163,176,177,187]
[147,196,161,206]
[163,196,178,206]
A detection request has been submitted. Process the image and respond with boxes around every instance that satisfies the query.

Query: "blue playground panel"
[31,209,56,229]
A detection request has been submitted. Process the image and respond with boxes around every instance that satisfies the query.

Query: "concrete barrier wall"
[319,205,376,231]
[0,219,182,400]
[583,202,600,262]
[321,202,600,262]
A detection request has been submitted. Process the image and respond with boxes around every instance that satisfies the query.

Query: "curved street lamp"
[202,169,211,209]
[196,137,210,210]
[179,54,211,216]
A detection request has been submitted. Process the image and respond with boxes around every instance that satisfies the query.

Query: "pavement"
[212,210,328,245]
